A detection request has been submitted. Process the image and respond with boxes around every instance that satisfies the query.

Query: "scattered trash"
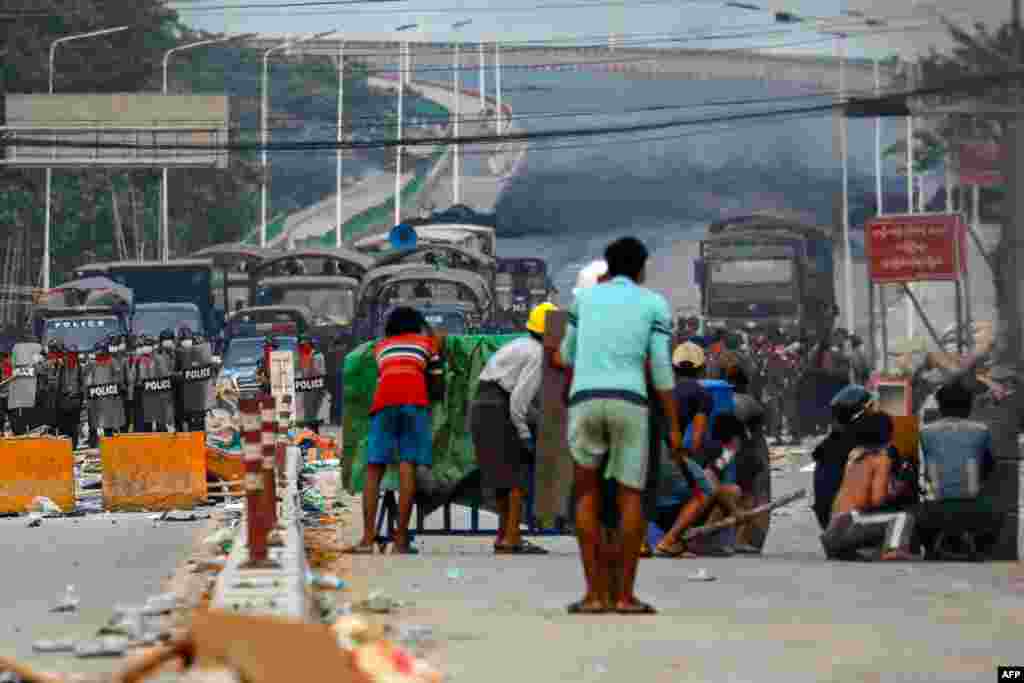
[152,510,210,523]
[687,568,716,582]
[301,488,327,514]
[392,624,436,654]
[308,572,347,590]
[78,475,103,491]
[51,585,80,613]
[74,636,129,659]
[800,463,817,473]
[28,496,62,516]
[26,515,42,528]
[101,607,146,639]
[143,593,179,615]
[32,638,76,653]
[446,567,464,581]
[223,502,245,513]
[357,591,403,614]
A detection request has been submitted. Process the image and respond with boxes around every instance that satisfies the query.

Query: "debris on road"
[25,515,42,528]
[73,636,129,659]
[687,568,717,582]
[31,639,75,654]
[28,497,62,517]
[50,585,79,613]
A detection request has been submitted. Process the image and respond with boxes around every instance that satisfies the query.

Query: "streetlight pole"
[44,25,129,290]
[906,58,916,342]
[336,39,345,248]
[451,20,471,206]
[261,31,336,248]
[494,42,503,135]
[837,33,855,337]
[479,43,487,114]
[393,24,418,227]
[162,34,253,262]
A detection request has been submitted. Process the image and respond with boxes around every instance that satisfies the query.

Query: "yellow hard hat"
[526,302,558,335]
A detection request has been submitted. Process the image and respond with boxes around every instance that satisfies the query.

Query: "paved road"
[340,449,1023,683]
[0,513,204,675]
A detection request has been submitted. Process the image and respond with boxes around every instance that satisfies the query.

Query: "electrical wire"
[3,65,1007,155]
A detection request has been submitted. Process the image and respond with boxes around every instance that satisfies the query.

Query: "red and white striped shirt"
[370,334,439,414]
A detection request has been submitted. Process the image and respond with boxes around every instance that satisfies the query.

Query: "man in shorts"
[345,307,442,555]
[560,237,682,615]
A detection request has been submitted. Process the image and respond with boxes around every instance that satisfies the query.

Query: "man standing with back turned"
[560,237,682,615]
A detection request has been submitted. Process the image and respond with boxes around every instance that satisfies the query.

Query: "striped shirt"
[370,333,439,414]
[560,275,674,405]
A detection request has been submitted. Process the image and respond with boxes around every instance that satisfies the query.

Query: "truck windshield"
[133,309,203,337]
[262,288,355,323]
[709,259,793,285]
[44,317,122,350]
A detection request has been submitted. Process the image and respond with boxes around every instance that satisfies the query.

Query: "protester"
[914,380,1001,556]
[726,366,772,554]
[650,342,714,558]
[820,413,917,561]
[560,237,681,615]
[689,412,748,556]
[811,385,875,530]
[471,302,556,555]
[345,307,443,555]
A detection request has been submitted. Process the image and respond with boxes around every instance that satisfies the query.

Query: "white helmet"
[573,259,608,297]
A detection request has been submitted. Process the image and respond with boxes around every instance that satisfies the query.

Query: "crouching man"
[821,413,916,561]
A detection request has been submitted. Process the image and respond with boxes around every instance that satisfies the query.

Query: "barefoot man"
[560,237,682,615]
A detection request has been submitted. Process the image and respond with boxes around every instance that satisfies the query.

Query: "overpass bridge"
[244,37,893,92]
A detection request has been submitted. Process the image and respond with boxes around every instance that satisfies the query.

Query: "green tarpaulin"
[342,334,523,494]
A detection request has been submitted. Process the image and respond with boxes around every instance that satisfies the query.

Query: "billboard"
[2,94,229,168]
[866,213,967,284]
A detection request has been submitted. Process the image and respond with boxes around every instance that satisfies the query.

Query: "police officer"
[85,336,128,440]
[8,338,44,435]
[177,331,214,432]
[37,339,63,432]
[294,335,327,434]
[135,335,176,432]
[55,342,85,442]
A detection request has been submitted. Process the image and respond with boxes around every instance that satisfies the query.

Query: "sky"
[173,0,1011,60]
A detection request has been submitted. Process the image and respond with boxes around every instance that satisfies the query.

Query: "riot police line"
[0,329,217,445]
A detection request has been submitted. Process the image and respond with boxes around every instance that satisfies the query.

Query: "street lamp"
[393,23,419,227]
[494,41,503,135]
[161,33,254,262]
[261,30,337,248]
[451,20,472,205]
[335,37,345,249]
[478,43,487,114]
[44,25,130,291]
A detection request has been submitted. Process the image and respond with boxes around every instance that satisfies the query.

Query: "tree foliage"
[0,1,260,287]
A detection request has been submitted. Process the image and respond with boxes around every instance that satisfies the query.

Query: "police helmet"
[830,384,874,428]
[159,329,176,343]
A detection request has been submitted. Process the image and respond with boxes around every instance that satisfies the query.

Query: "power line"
[9,65,1017,153]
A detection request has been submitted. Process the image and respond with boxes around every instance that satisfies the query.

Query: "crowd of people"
[344,234,1008,615]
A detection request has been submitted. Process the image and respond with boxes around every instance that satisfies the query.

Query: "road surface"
[0,513,204,675]
[338,450,1023,683]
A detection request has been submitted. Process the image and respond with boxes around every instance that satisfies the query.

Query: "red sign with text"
[866,213,967,284]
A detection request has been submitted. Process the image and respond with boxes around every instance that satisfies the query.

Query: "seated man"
[914,380,1001,557]
[812,385,876,531]
[820,413,916,561]
[652,413,747,557]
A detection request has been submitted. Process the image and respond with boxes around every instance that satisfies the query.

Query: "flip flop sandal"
[615,601,658,616]
[391,544,420,555]
[495,540,549,555]
[567,600,609,615]
[654,540,695,558]
[341,544,375,555]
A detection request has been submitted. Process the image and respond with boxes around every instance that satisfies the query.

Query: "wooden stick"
[682,489,807,541]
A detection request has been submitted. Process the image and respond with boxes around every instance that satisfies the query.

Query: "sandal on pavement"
[655,539,696,559]
[341,543,375,555]
[495,540,549,555]
[615,601,658,616]
[567,600,609,615]
[391,544,420,555]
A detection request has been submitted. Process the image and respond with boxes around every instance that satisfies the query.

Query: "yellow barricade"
[0,437,75,514]
[101,432,207,511]
[206,448,245,484]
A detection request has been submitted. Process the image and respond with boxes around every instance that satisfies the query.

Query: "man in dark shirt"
[812,384,875,530]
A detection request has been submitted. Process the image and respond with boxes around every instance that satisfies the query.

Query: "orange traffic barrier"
[101,432,208,511]
[0,437,75,514]
[206,448,245,483]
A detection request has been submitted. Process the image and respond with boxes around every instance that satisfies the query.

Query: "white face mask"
[181,339,193,349]
[162,340,174,349]
[140,346,153,355]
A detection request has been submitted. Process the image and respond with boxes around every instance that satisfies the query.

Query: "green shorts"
[568,398,649,491]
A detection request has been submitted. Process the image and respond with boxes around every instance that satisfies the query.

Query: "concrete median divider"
[0,436,75,514]
[101,432,208,511]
